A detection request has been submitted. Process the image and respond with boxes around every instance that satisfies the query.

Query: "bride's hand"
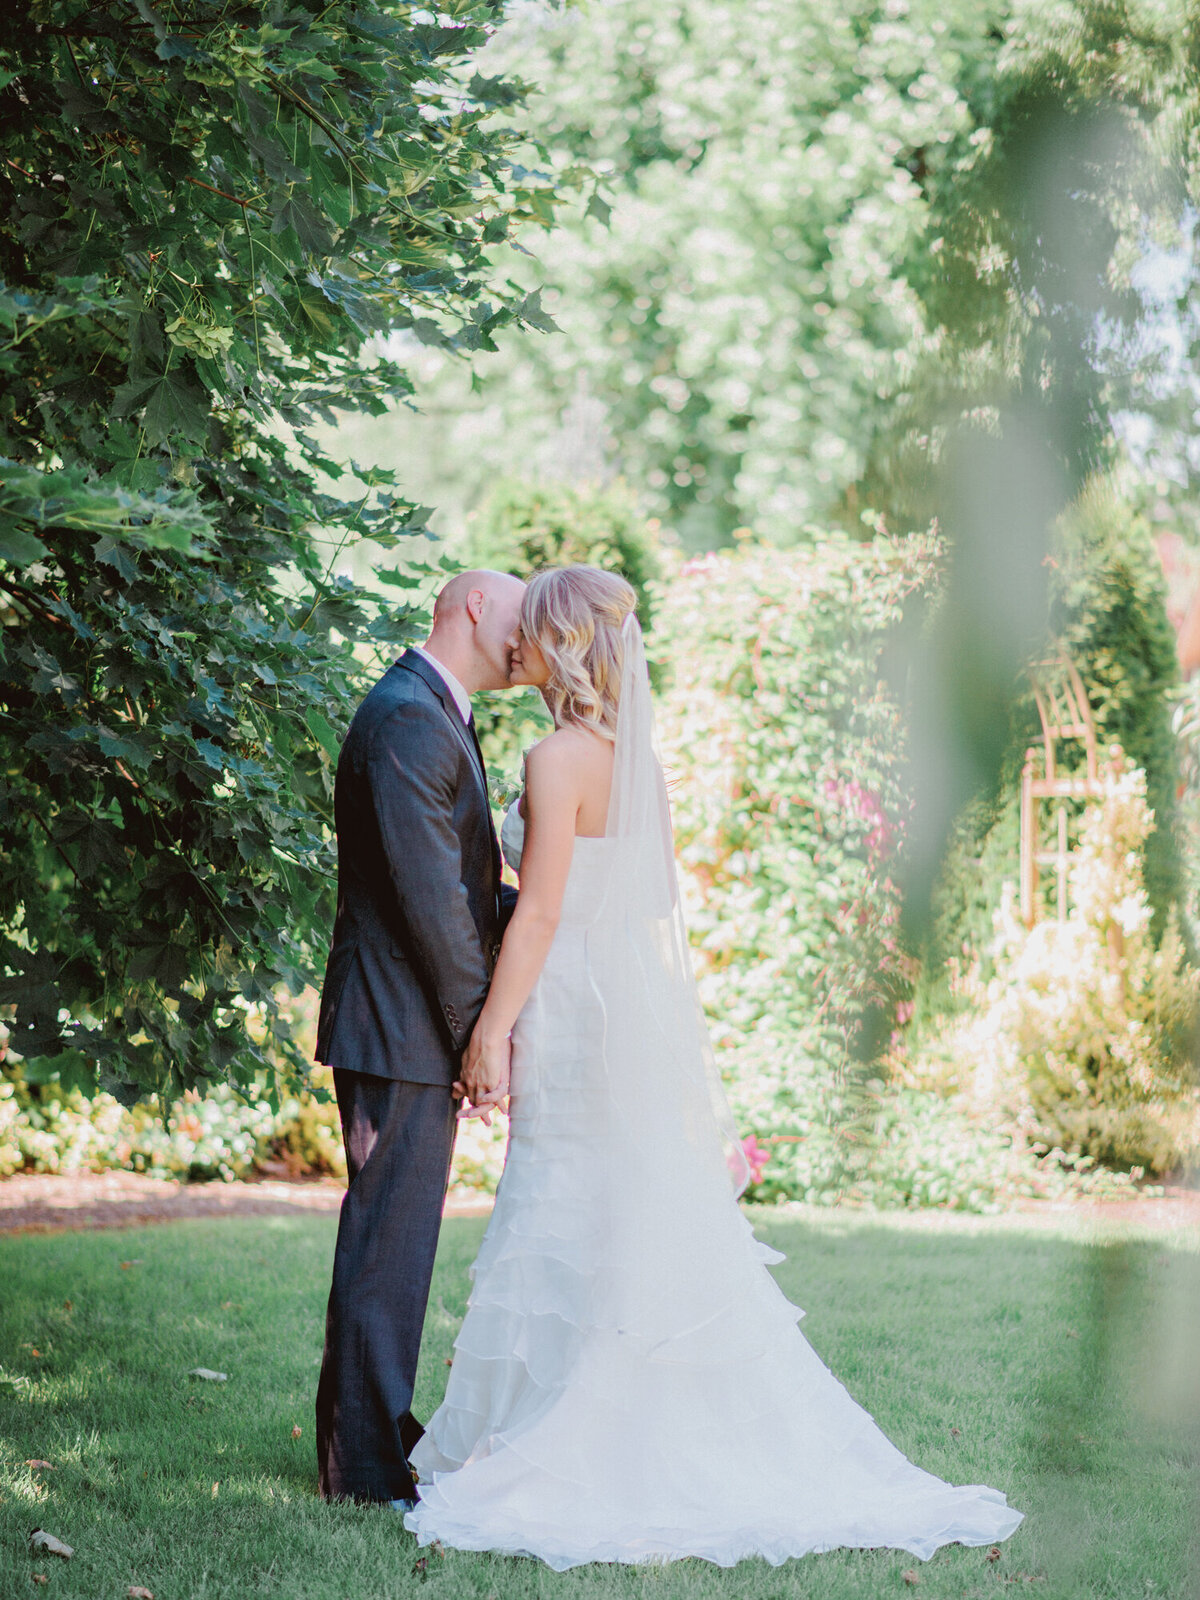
[459,1022,510,1122]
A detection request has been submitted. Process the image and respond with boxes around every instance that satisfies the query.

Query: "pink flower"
[680,553,720,577]
[741,1134,769,1186]
[820,776,894,857]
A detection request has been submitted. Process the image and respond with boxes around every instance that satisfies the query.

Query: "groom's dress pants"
[315,1069,457,1503]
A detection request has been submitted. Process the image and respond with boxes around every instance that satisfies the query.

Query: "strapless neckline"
[500,798,609,877]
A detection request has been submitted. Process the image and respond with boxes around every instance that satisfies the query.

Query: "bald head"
[434,568,523,621]
[423,568,526,694]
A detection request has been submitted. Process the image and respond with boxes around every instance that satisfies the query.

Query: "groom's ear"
[464,588,486,624]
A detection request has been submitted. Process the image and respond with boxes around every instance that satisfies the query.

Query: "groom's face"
[473,577,526,691]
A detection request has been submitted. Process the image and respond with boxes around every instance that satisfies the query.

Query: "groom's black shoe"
[385,1463,420,1506]
[399,1411,425,1457]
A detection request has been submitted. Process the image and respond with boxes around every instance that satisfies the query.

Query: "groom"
[314,568,526,1507]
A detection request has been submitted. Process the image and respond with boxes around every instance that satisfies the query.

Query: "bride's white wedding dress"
[404,623,1023,1571]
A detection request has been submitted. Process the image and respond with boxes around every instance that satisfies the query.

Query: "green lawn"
[1,1206,1197,1600]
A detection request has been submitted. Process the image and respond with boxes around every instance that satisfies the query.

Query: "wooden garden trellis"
[1019,652,1108,928]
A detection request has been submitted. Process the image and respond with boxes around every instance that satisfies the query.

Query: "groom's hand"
[460,1022,511,1114]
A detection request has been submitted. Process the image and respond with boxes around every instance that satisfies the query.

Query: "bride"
[404,565,1024,1570]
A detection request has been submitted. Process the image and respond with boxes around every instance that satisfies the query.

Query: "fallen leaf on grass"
[1064,1328,1079,1340]
[188,1369,227,1382]
[949,1426,961,1438]
[31,1575,47,1586]
[24,1462,55,1471]
[119,1260,144,1270]
[128,1587,155,1598]
[29,1530,72,1559]
[291,1425,302,1439]
[211,1482,219,1498]
[444,1357,453,1367]
[412,1556,428,1577]
[901,1571,920,1586]
[987,1547,1002,1562]
[62,1301,72,1312]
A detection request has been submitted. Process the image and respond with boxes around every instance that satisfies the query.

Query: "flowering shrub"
[0,1070,281,1182]
[448,1113,510,1194]
[653,530,935,1040]
[909,761,1200,1176]
[0,1061,507,1194]
[706,1014,1145,1210]
[652,529,936,1198]
[649,534,1194,1208]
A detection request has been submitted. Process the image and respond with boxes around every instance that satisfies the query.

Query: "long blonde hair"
[521,565,638,741]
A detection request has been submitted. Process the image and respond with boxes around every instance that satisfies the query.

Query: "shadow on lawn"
[750,1212,1200,1598]
[1020,1238,1199,1593]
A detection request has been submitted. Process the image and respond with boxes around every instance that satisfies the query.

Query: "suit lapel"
[464,712,490,794]
[466,712,504,885]
[396,651,490,807]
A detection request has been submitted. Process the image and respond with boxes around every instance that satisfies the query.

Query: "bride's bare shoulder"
[525,725,613,787]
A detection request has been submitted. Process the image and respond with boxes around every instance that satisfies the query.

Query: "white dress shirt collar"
[409,645,472,724]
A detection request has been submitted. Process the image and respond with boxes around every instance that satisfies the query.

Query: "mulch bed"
[0,1170,493,1233]
[1,1170,1196,1236]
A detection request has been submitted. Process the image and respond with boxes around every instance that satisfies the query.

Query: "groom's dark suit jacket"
[316,650,507,1084]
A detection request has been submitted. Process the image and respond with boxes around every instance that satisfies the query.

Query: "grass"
[0,1204,1197,1600]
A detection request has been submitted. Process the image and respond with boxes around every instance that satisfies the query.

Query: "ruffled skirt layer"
[406,917,1023,1570]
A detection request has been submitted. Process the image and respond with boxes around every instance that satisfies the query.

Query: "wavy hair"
[520,565,638,741]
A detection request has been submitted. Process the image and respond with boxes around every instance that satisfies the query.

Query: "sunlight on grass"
[0,1208,1196,1600]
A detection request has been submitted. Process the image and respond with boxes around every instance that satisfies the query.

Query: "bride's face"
[507,623,551,688]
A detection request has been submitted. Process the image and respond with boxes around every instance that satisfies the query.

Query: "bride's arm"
[459,737,581,1108]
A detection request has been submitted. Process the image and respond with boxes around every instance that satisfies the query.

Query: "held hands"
[452,1019,511,1125]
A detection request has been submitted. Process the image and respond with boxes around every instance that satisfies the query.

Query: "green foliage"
[0,1,571,1097]
[467,475,661,618]
[1170,671,1200,944]
[653,529,937,1194]
[912,765,1200,1178]
[932,472,1184,980]
[651,529,1178,1206]
[656,530,933,1040]
[1052,480,1184,933]
[1011,778,1199,1175]
[384,0,1185,548]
